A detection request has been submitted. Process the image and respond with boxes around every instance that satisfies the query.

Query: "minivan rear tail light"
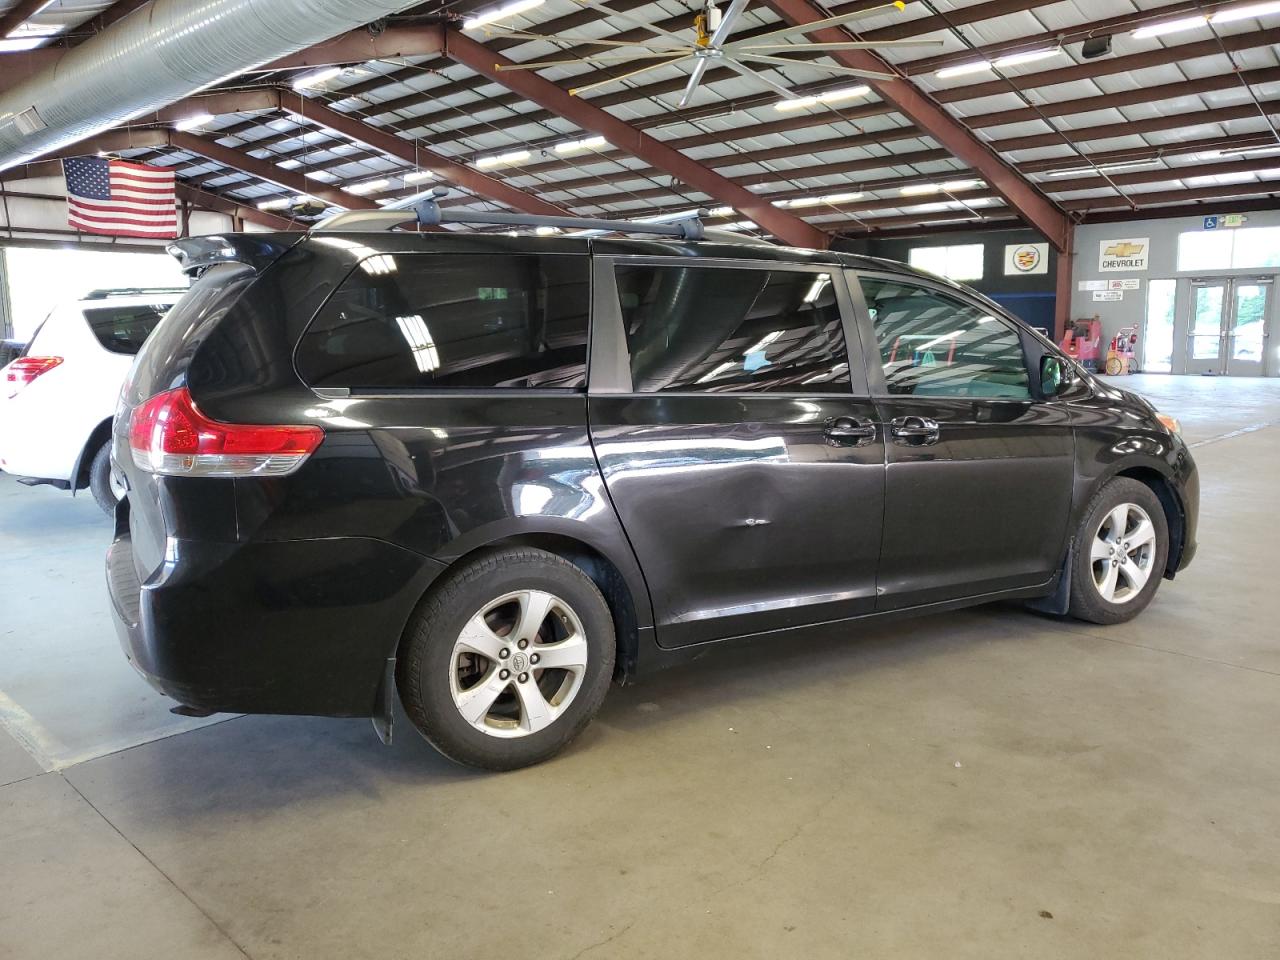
[4,356,63,397]
[128,387,324,477]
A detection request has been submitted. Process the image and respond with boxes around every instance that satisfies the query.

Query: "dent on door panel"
[590,394,885,648]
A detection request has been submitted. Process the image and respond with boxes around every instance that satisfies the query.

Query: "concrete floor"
[2,373,1278,959]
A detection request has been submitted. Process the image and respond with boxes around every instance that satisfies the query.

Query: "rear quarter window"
[295,252,590,390]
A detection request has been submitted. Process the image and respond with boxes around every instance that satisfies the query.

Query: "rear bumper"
[107,527,447,717]
[0,399,80,483]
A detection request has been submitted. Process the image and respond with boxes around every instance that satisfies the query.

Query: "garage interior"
[2,0,1279,956]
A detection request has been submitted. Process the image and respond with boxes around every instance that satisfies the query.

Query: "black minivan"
[107,209,1198,770]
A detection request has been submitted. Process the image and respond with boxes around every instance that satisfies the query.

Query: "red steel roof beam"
[762,0,1068,250]
[439,26,830,249]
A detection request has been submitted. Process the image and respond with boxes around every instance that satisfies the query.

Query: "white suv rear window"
[84,303,171,355]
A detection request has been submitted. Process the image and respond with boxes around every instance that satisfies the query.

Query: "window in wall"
[1176,226,1280,271]
[859,276,1031,399]
[296,253,590,390]
[907,244,985,281]
[1143,279,1176,373]
[613,265,849,393]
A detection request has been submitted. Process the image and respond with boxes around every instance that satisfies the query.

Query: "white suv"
[0,288,183,514]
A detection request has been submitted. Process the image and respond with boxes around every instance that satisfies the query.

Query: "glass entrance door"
[1186,282,1226,373]
[1226,282,1269,376]
[1184,278,1272,376]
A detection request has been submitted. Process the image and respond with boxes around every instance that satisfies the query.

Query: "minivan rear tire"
[397,547,616,771]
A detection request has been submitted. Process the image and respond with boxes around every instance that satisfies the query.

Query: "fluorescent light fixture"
[783,191,865,207]
[554,135,608,155]
[942,179,982,191]
[535,226,560,235]
[1047,158,1163,177]
[637,208,703,223]
[464,0,545,30]
[0,37,47,51]
[1212,0,1280,22]
[257,195,310,211]
[292,67,342,91]
[901,183,941,196]
[173,113,214,132]
[345,179,390,195]
[935,60,992,79]
[1,20,62,50]
[1214,144,1280,158]
[1131,15,1208,38]
[721,220,757,230]
[404,170,434,183]
[1187,171,1258,186]
[707,206,734,216]
[475,149,531,169]
[993,48,1063,68]
[773,84,870,111]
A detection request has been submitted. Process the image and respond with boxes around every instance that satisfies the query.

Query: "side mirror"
[1040,354,1072,397]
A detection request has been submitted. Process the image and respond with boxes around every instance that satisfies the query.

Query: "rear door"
[588,256,885,648]
[847,270,1074,610]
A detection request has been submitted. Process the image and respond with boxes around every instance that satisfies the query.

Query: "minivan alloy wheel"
[449,589,589,738]
[1089,502,1158,604]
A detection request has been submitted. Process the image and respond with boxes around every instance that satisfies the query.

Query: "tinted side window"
[613,264,849,393]
[84,303,170,355]
[858,276,1031,399]
[297,253,590,389]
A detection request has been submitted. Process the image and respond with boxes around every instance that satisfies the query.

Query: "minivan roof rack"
[312,188,709,241]
[83,286,189,299]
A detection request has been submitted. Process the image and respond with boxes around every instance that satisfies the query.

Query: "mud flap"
[371,657,395,746]
[1025,542,1072,616]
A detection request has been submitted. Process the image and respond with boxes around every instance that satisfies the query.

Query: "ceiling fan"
[482,0,946,107]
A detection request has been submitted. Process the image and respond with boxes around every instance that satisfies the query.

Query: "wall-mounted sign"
[1092,290,1124,302]
[1078,280,1106,291]
[1004,241,1049,275]
[1204,214,1246,229]
[1108,278,1140,290]
[1098,237,1150,272]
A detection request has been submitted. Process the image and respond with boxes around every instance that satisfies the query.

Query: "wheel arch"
[1113,464,1186,578]
[71,417,113,493]
[412,523,654,684]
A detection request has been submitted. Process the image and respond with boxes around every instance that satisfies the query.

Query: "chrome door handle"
[824,416,877,446]
[890,416,941,445]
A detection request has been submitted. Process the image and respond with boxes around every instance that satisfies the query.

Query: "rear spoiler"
[165,234,299,277]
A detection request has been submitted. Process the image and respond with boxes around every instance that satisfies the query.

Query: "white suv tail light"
[4,356,63,398]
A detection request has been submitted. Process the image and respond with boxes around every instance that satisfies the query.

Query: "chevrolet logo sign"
[1104,242,1145,257]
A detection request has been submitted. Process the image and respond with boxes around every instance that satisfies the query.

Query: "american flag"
[63,157,178,239]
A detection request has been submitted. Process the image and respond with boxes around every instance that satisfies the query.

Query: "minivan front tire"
[397,547,616,771]
[1067,477,1169,625]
